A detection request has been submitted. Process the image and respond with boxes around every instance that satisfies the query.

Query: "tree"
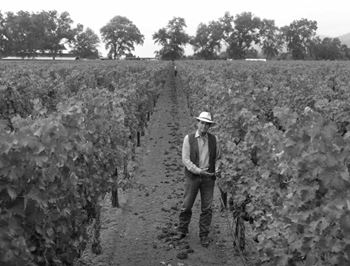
[37,11,76,59]
[100,16,144,59]
[219,12,234,43]
[191,21,223,59]
[153,17,190,60]
[281,18,318,59]
[311,37,347,60]
[25,10,76,59]
[0,10,75,58]
[1,11,37,58]
[0,10,99,59]
[30,11,52,53]
[71,24,100,59]
[340,44,350,59]
[226,12,262,59]
[259,19,283,59]
[0,11,9,57]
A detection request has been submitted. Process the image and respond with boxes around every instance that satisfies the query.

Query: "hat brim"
[196,117,215,124]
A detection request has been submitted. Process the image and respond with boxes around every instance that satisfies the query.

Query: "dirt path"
[79,73,246,266]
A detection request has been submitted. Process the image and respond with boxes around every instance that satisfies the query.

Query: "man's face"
[197,120,211,135]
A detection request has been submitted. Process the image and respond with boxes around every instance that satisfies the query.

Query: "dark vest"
[184,132,217,178]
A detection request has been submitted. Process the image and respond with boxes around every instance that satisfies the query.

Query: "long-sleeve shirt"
[182,130,221,175]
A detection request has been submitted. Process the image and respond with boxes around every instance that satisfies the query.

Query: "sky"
[1,0,349,57]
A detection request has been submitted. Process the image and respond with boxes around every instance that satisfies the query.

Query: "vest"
[184,132,217,178]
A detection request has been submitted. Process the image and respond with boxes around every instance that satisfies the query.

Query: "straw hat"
[196,111,215,124]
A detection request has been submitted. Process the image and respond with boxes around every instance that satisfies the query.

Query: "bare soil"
[78,75,254,266]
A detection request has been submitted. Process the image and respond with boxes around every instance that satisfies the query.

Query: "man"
[176,111,221,247]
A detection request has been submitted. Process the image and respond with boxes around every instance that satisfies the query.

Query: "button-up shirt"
[182,130,221,175]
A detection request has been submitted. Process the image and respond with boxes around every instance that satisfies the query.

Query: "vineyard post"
[123,155,130,179]
[137,131,141,146]
[91,203,102,255]
[111,168,119,208]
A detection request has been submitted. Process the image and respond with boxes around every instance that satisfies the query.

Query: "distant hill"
[338,33,350,47]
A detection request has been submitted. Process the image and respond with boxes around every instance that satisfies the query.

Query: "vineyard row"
[0,60,169,266]
[176,60,350,266]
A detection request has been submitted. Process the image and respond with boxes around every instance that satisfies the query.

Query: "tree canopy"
[282,18,318,59]
[39,11,76,59]
[227,12,262,59]
[259,19,283,59]
[0,10,79,59]
[153,17,190,60]
[0,9,349,60]
[191,21,223,59]
[71,24,100,59]
[189,13,350,60]
[100,16,144,59]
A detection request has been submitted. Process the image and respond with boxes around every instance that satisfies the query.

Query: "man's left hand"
[215,169,221,178]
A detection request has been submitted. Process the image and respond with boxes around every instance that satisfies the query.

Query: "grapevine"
[176,60,350,265]
[0,60,168,265]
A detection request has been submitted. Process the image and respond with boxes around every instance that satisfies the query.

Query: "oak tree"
[191,21,223,59]
[38,11,76,59]
[72,24,100,59]
[259,19,283,59]
[281,18,318,59]
[225,12,262,59]
[153,17,190,60]
[100,16,144,59]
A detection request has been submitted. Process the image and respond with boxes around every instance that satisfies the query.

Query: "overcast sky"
[1,0,349,57]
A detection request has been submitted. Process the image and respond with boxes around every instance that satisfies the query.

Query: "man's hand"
[215,169,221,179]
[199,168,215,178]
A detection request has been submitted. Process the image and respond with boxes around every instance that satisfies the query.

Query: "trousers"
[178,174,215,237]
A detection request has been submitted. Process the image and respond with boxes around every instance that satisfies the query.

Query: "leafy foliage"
[0,10,75,58]
[281,18,318,59]
[259,19,284,59]
[100,16,144,59]
[191,21,223,59]
[227,12,262,59]
[153,17,190,60]
[71,24,100,59]
[0,60,168,265]
[176,60,350,265]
